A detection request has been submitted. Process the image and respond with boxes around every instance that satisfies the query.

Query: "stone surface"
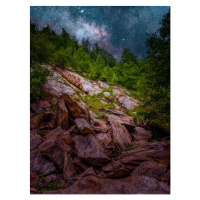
[62,94,90,123]
[107,115,132,151]
[96,132,112,147]
[98,81,109,89]
[73,134,110,167]
[53,99,68,129]
[76,167,97,181]
[30,130,43,151]
[132,127,153,141]
[60,175,170,194]
[55,67,102,95]
[131,161,169,184]
[30,115,43,129]
[30,172,39,186]
[118,95,138,110]
[75,118,95,135]
[103,92,110,96]
[92,119,109,133]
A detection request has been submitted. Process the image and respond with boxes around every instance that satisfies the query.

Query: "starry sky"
[30,6,169,60]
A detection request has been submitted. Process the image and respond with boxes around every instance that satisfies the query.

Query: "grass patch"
[96,115,105,119]
[38,108,46,115]
[37,130,44,137]
[125,146,138,151]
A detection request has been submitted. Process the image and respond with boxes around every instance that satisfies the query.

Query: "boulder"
[61,94,90,123]
[53,99,68,129]
[98,81,109,89]
[63,151,76,179]
[55,68,102,95]
[131,161,169,184]
[108,115,132,151]
[30,152,56,175]
[30,172,39,186]
[103,92,110,97]
[75,118,95,135]
[92,119,109,133]
[132,127,153,141]
[76,167,96,181]
[118,95,138,110]
[73,134,110,167]
[30,115,43,129]
[30,130,43,151]
[96,132,112,147]
[60,175,170,194]
[112,88,121,98]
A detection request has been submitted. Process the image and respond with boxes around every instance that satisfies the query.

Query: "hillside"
[30,64,170,194]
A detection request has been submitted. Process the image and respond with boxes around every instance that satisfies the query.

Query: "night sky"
[30,6,169,60]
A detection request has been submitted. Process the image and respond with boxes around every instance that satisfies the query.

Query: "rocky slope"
[30,64,170,194]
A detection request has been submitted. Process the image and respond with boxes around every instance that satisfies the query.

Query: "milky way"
[30,6,169,60]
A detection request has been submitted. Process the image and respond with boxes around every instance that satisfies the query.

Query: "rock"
[120,141,170,166]
[114,103,122,111]
[73,157,90,171]
[98,81,109,89]
[60,132,73,145]
[89,111,97,120]
[55,68,102,95]
[73,134,110,167]
[131,161,168,184]
[62,94,90,123]
[75,118,95,135]
[96,132,112,147]
[60,175,170,194]
[108,115,132,151]
[92,119,109,133]
[103,92,110,96]
[30,172,39,186]
[132,127,153,141]
[30,115,43,129]
[106,113,136,127]
[118,95,138,110]
[30,130,43,151]
[41,79,75,104]
[102,160,130,178]
[76,167,97,181]
[112,88,121,98]
[63,151,75,179]
[53,99,68,129]
[30,152,56,175]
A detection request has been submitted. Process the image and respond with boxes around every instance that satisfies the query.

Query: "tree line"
[30,9,170,136]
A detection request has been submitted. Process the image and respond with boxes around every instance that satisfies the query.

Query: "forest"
[30,10,170,137]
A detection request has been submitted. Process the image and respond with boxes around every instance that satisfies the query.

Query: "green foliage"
[30,63,53,101]
[37,130,44,137]
[125,146,138,151]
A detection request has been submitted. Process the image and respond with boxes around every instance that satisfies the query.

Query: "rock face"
[55,67,102,95]
[73,134,110,167]
[60,175,170,194]
[53,99,68,129]
[75,118,94,135]
[30,64,170,194]
[132,127,153,141]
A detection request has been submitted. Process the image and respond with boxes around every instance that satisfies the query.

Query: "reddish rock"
[76,167,97,181]
[75,118,94,135]
[131,161,168,184]
[53,99,68,129]
[30,130,43,151]
[60,175,170,194]
[30,172,39,186]
[96,132,112,147]
[132,127,153,141]
[73,134,110,167]
[92,119,109,133]
[118,95,139,110]
[30,115,43,129]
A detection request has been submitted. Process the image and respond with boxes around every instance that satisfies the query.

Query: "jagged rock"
[73,157,90,171]
[98,81,109,89]
[60,132,73,145]
[112,88,121,98]
[92,119,109,133]
[61,94,90,123]
[106,113,136,127]
[114,103,122,111]
[30,115,43,129]
[30,172,39,186]
[96,132,112,147]
[107,115,132,151]
[73,134,110,167]
[131,161,169,184]
[102,160,130,178]
[63,151,76,179]
[76,167,97,181]
[60,175,170,194]
[55,67,102,95]
[30,152,56,175]
[120,141,170,165]
[30,130,43,151]
[132,127,153,141]
[41,79,75,104]
[75,118,95,135]
[118,95,138,110]
[53,99,68,129]
[103,92,110,96]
